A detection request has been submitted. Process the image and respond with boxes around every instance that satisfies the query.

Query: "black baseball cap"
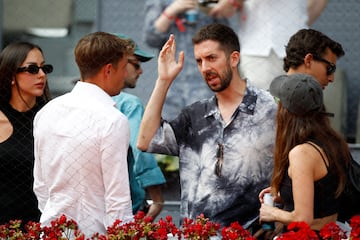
[270,73,334,117]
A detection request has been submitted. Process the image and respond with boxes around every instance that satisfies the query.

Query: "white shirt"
[239,0,308,57]
[34,81,133,236]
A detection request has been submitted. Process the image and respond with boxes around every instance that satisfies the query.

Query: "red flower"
[1,213,360,239]
[319,222,347,240]
[350,215,360,240]
[182,214,220,239]
[221,221,255,240]
[277,222,319,240]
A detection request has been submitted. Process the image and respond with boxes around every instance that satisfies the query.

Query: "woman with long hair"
[259,74,351,231]
[0,42,53,225]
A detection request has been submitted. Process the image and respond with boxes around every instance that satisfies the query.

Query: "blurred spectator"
[238,0,328,90]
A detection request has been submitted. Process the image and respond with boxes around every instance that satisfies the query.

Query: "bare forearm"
[147,185,164,203]
[154,6,176,33]
[145,185,164,219]
[154,0,197,33]
[307,0,328,25]
[138,35,184,151]
[137,78,170,151]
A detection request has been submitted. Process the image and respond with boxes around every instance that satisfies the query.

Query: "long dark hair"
[0,42,51,106]
[271,103,351,197]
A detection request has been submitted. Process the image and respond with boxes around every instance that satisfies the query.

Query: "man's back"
[34,82,133,236]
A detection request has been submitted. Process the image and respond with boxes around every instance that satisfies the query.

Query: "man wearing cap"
[113,34,166,220]
[258,73,351,231]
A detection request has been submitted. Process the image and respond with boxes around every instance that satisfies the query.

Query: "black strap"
[305,141,329,169]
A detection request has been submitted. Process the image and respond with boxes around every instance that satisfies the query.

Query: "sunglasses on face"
[17,64,54,75]
[312,55,336,75]
[127,59,141,70]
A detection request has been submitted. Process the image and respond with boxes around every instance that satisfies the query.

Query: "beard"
[204,64,232,92]
[124,78,137,89]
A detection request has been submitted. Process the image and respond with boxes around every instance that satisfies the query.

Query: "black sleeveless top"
[0,102,42,225]
[279,141,340,218]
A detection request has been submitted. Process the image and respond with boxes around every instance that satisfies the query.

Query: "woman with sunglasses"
[0,42,53,226]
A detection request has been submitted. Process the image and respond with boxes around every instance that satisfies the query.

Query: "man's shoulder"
[39,93,70,111]
[247,85,276,105]
[113,92,144,113]
[113,92,142,105]
[181,97,215,116]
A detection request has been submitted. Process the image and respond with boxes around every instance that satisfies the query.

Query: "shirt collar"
[72,81,117,107]
[204,86,258,118]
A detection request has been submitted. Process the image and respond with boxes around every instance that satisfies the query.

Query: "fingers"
[161,34,174,52]
[258,187,271,203]
[178,51,185,67]
[160,34,184,65]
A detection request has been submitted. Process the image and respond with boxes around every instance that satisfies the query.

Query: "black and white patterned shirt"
[148,84,277,227]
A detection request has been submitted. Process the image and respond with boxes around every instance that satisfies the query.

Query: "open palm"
[158,34,184,85]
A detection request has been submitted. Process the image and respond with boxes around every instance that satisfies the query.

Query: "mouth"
[35,82,45,88]
[205,72,219,85]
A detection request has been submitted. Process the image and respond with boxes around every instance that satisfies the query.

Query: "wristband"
[152,201,164,205]
[228,0,242,8]
[162,11,176,20]
[162,11,186,32]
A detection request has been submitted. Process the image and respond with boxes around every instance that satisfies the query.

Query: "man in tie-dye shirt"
[137,23,277,229]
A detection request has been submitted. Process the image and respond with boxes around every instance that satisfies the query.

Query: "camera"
[197,0,218,14]
[197,0,219,7]
[186,0,219,24]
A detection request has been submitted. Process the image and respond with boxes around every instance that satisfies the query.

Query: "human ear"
[304,53,314,67]
[230,51,240,67]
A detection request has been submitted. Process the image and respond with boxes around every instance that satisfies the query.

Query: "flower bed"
[0,212,359,239]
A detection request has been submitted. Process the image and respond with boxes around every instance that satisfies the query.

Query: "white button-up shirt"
[34,81,133,236]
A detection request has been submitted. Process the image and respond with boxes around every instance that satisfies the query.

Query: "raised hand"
[158,34,184,85]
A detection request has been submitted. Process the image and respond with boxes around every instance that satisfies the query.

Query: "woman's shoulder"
[0,110,8,121]
[289,143,325,166]
[289,142,329,179]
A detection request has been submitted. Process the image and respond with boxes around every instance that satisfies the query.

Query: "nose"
[200,61,211,73]
[328,73,335,83]
[38,68,47,76]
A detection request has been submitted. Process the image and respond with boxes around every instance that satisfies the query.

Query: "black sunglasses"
[312,55,336,75]
[127,59,141,70]
[215,143,224,177]
[17,64,54,75]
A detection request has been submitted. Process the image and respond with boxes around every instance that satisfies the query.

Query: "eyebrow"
[23,61,46,65]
